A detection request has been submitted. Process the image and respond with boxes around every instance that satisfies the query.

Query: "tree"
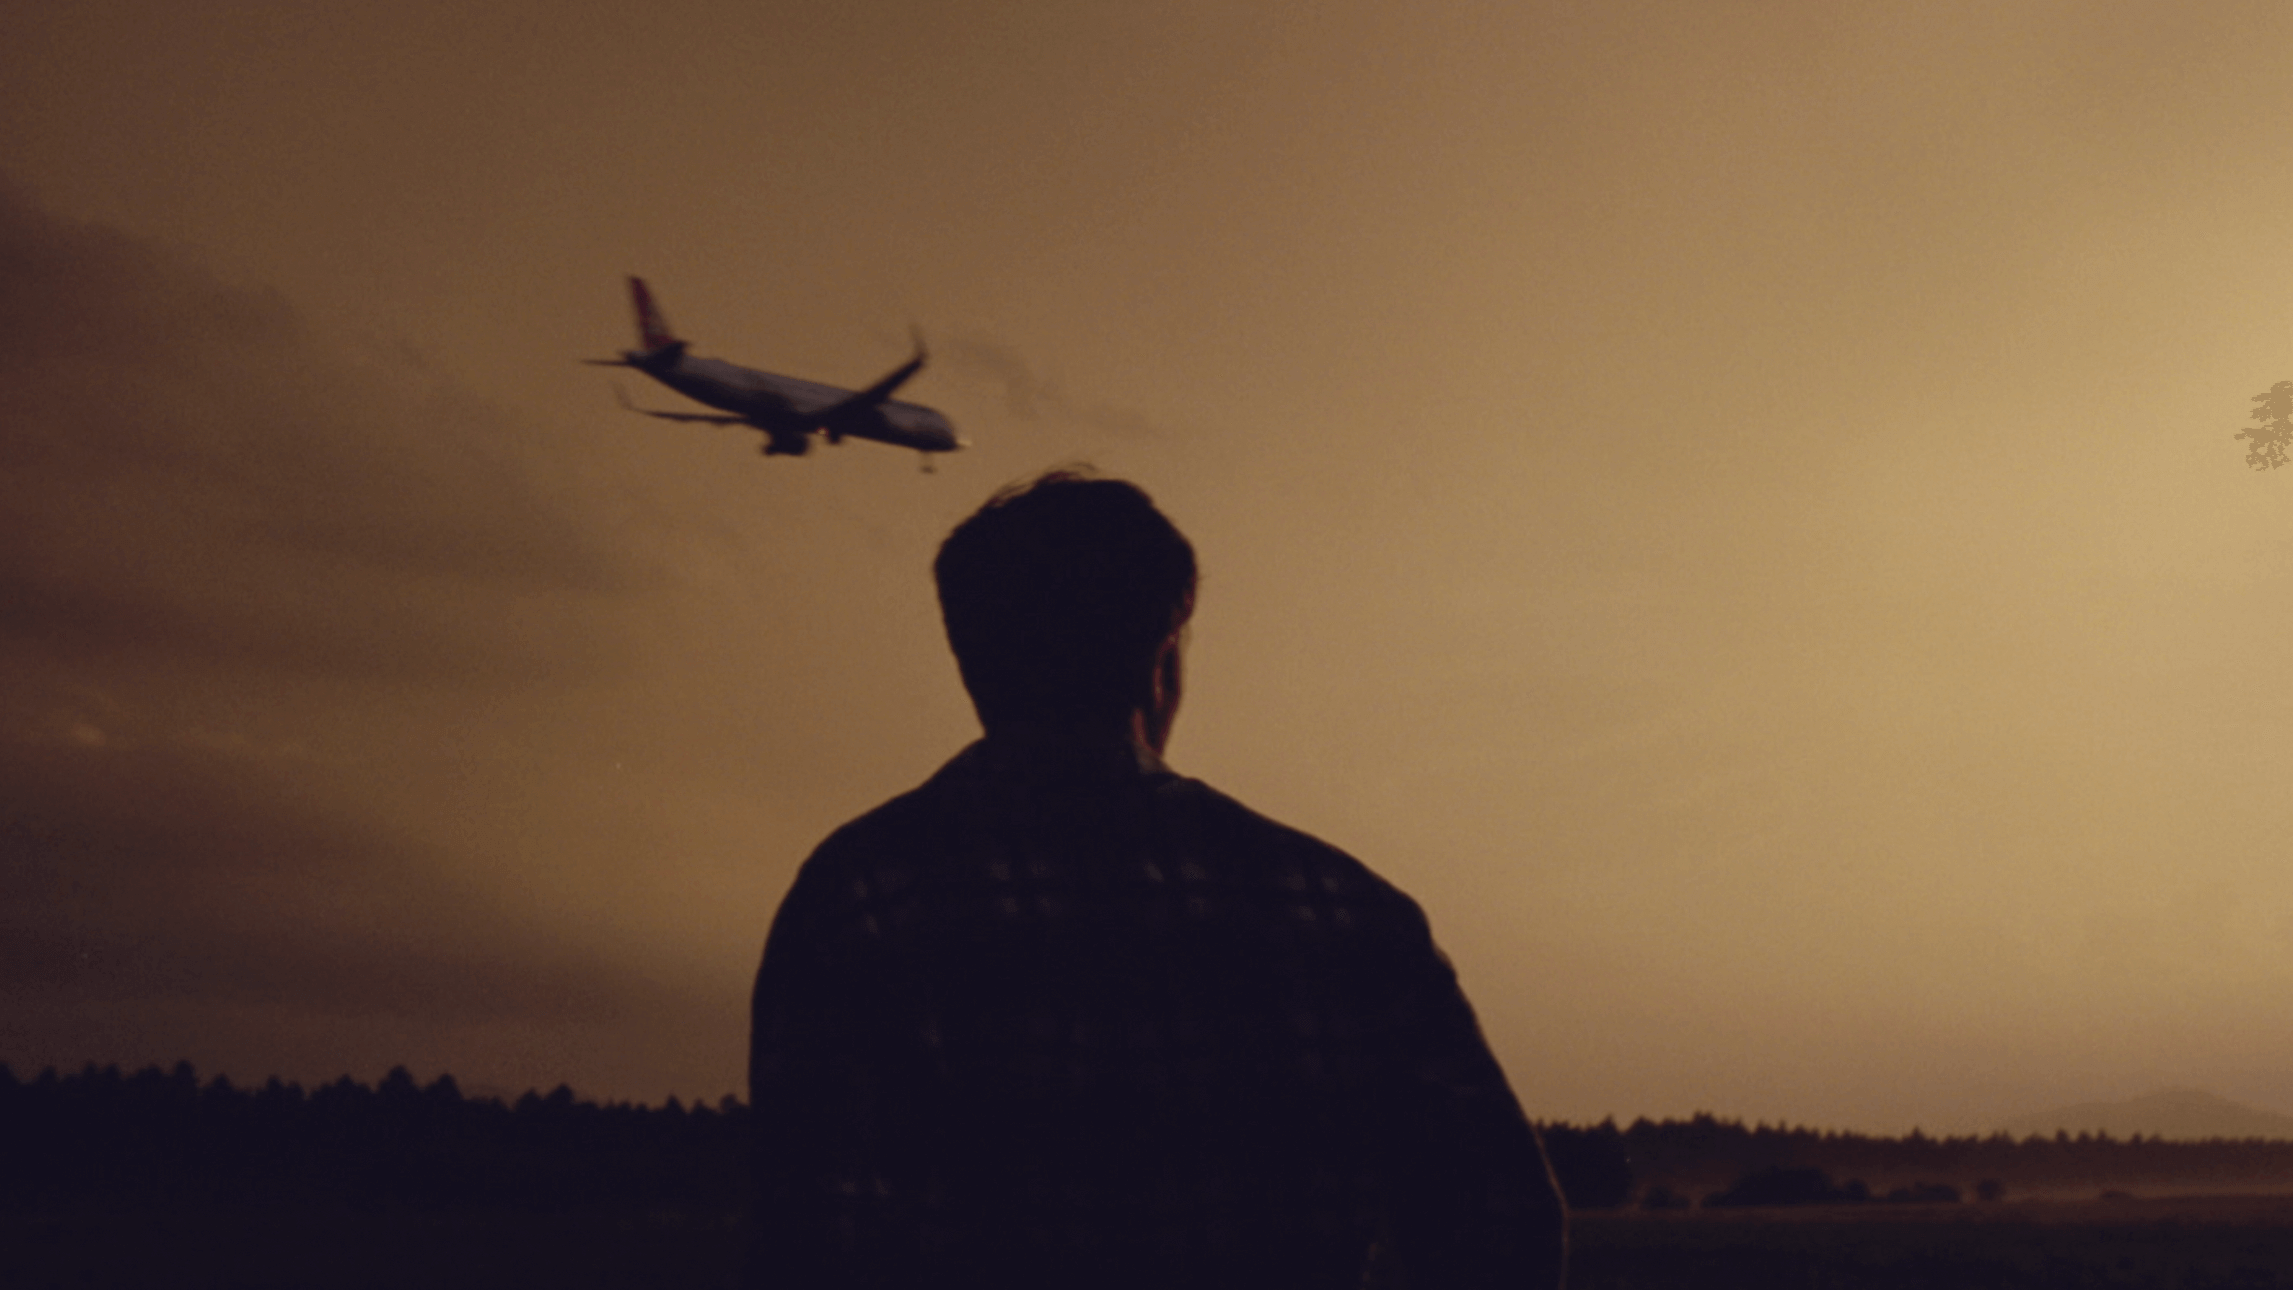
[1538,1120,1635,1209]
[2238,382,2293,470]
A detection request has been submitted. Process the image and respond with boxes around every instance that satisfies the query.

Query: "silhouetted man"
[748,472,1566,1289]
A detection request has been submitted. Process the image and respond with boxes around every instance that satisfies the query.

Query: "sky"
[4,0,2293,1134]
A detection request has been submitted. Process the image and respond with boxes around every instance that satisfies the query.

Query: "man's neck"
[980,715,1167,776]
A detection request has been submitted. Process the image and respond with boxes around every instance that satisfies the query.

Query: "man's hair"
[935,471,1197,729]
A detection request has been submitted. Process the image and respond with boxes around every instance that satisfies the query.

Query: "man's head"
[935,471,1197,746]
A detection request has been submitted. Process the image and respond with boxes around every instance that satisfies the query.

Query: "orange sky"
[5,1,2293,1132]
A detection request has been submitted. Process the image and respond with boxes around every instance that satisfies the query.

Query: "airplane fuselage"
[591,277,964,462]
[634,350,961,456]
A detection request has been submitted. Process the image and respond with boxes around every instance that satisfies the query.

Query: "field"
[14,1195,2293,1288]
[6,1207,745,1290]
[1575,1195,2293,1289]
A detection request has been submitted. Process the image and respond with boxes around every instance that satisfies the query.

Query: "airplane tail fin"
[629,276,681,355]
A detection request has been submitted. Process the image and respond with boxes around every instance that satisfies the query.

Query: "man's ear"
[1143,628,1185,753]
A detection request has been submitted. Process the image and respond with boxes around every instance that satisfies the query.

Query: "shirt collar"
[949,732,1173,787]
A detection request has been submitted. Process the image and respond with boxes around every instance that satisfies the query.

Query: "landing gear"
[919,452,935,474]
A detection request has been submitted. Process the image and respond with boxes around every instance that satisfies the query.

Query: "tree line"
[1599,1112,2293,1204]
[9,1064,2291,1214]
[1,1062,748,1215]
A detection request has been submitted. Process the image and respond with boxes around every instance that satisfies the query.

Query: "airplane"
[584,277,964,468]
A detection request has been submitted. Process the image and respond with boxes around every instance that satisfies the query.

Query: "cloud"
[0,735,647,1027]
[0,185,702,1082]
[0,718,722,1092]
[0,180,652,685]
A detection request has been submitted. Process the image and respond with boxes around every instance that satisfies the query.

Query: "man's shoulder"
[764,760,963,940]
[1166,777,1350,865]
[781,775,953,917]
[810,774,948,862]
[1155,777,1427,924]
[783,746,1428,931]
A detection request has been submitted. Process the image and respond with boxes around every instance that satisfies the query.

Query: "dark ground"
[1572,1195,2293,1289]
[6,1207,743,1290]
[13,1195,2293,1289]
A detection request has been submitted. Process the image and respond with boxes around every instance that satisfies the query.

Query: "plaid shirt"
[748,739,1565,1289]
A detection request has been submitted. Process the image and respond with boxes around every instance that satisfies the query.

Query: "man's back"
[749,739,1566,1289]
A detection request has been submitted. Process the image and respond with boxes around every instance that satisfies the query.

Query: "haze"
[5,1,2293,1135]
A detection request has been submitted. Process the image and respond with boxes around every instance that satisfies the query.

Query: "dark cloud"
[0,735,649,1027]
[0,186,703,1086]
[0,181,651,684]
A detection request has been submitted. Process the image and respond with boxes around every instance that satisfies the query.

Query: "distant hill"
[2000,1090,2293,1142]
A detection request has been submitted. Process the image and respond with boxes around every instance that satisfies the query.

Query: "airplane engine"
[762,437,812,457]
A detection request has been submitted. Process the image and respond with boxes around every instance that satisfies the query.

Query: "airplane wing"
[819,331,928,425]
[614,385,746,424]
[631,408,747,424]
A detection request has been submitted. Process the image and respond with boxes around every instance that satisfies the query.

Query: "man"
[748,472,1566,1289]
